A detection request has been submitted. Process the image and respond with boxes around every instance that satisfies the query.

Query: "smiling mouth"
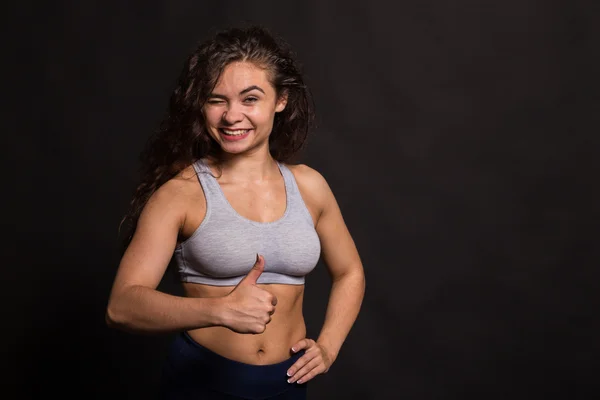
[219,128,251,136]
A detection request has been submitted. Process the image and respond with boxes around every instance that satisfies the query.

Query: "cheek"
[203,108,222,125]
[248,107,276,127]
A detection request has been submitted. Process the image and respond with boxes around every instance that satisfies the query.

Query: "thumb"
[241,254,264,285]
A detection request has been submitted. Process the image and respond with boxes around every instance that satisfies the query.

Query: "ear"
[275,91,288,113]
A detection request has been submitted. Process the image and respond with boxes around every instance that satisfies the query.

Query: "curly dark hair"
[119,25,315,251]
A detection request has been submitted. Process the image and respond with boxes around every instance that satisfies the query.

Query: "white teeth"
[222,129,249,136]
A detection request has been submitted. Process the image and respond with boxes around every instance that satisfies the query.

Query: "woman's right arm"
[105,178,224,334]
[106,177,277,335]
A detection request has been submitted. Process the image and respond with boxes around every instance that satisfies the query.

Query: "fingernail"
[287,371,291,377]
[291,347,296,352]
[256,254,260,262]
[287,379,292,384]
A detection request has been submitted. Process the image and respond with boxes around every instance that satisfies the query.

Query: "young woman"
[106,25,365,399]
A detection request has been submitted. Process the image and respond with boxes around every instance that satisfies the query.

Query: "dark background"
[4,0,600,398]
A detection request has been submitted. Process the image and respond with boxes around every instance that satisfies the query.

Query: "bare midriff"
[183,282,306,365]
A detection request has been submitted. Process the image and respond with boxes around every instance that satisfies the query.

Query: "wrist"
[195,296,228,328]
[316,338,339,363]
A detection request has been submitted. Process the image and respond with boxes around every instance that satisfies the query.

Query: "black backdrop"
[5,0,600,399]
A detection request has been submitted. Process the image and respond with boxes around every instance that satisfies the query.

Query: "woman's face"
[203,61,287,156]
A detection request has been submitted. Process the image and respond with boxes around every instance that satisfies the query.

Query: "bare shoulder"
[172,163,204,195]
[287,163,328,187]
[286,163,334,212]
[141,164,203,218]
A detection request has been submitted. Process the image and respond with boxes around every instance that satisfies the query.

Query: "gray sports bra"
[173,159,321,286]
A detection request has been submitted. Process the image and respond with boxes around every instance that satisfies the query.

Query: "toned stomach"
[183,282,306,365]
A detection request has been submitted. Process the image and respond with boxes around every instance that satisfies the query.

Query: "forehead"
[213,61,274,93]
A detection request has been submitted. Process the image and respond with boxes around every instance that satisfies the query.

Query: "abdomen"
[183,282,306,365]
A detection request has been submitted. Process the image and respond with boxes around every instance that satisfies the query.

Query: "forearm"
[106,285,224,334]
[316,268,365,362]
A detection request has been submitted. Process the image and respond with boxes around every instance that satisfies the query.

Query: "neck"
[210,147,279,182]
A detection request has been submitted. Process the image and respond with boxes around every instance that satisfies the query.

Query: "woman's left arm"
[287,166,366,384]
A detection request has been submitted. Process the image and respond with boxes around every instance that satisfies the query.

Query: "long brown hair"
[119,25,315,252]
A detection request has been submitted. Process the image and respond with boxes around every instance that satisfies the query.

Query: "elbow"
[351,268,366,295]
[105,296,130,330]
[105,304,120,329]
[105,284,138,330]
[332,267,365,288]
[358,271,366,295]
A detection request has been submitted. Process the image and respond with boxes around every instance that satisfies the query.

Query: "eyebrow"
[209,85,265,98]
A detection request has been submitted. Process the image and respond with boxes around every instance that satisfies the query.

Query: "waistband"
[161,331,306,399]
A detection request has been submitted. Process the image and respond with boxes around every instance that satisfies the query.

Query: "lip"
[218,128,252,142]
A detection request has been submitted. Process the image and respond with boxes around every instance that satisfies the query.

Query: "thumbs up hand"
[222,255,278,334]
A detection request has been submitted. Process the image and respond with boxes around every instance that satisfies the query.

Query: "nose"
[222,103,244,125]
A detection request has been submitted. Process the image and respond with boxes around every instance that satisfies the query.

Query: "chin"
[217,135,270,156]
[220,146,249,156]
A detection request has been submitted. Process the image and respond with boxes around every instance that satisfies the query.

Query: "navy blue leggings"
[159,332,308,399]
